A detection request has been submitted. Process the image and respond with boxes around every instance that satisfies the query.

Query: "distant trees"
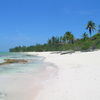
[47,32,74,45]
[59,36,63,43]
[48,36,60,45]
[9,21,100,52]
[82,32,88,40]
[63,32,74,44]
[68,33,74,44]
[92,33,100,40]
[86,21,96,37]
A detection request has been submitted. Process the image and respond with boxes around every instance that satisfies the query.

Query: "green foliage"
[9,21,100,52]
[82,32,89,40]
[63,32,74,44]
[86,21,96,37]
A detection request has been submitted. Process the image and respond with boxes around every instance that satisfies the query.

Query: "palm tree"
[64,32,71,43]
[86,21,96,37]
[64,32,74,44]
[82,32,88,40]
[69,33,74,44]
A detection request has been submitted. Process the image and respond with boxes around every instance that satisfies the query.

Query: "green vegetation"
[86,21,96,37]
[9,21,100,52]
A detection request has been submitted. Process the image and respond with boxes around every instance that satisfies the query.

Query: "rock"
[0,59,28,65]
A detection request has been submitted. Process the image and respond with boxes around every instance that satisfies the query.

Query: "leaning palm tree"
[82,32,88,40]
[86,21,96,37]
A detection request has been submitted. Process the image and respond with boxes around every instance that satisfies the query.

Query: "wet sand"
[0,61,57,100]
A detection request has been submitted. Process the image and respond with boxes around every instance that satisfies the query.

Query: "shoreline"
[28,50,100,100]
[0,51,100,100]
[0,53,58,100]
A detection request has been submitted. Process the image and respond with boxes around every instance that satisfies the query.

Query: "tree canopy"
[9,21,100,52]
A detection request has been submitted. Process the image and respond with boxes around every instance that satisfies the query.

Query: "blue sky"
[0,0,100,51]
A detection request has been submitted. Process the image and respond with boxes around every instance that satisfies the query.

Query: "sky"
[0,0,100,51]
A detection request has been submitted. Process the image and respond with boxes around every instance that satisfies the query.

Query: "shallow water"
[0,52,57,100]
[0,52,44,74]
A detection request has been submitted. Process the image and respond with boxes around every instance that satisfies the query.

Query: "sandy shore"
[0,51,100,100]
[28,50,100,100]
[0,55,57,100]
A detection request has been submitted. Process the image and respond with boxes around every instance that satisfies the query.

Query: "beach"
[0,0,100,99]
[0,53,57,100]
[0,51,100,100]
[28,50,100,100]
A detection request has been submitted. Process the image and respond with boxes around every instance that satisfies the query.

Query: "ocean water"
[0,52,45,75]
[0,52,57,100]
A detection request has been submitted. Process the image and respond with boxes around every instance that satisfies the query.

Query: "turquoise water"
[0,53,57,100]
[0,52,44,74]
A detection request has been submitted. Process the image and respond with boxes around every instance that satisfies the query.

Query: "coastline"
[0,51,100,100]
[0,53,58,100]
[28,50,100,100]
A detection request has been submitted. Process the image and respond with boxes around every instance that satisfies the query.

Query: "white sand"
[0,56,57,100]
[0,74,43,100]
[28,50,100,100]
